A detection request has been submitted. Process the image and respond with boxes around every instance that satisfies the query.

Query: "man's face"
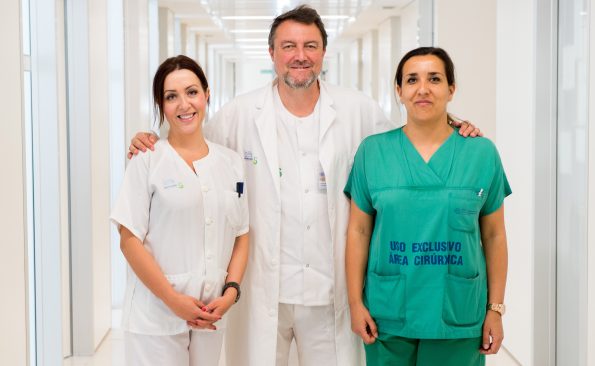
[269,20,326,89]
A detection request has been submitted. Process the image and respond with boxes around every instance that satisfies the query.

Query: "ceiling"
[159,0,414,58]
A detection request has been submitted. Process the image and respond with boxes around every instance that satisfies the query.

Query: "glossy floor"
[63,329,521,366]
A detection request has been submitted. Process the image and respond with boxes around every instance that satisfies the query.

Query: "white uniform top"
[204,80,395,366]
[111,139,249,336]
[274,87,333,305]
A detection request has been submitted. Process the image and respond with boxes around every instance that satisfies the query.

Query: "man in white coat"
[210,6,395,366]
[130,5,478,365]
[206,6,392,365]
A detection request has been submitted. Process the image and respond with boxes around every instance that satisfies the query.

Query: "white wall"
[589,1,595,360]
[0,1,28,364]
[361,30,378,100]
[557,1,590,365]
[236,58,274,96]
[400,1,419,54]
[495,0,535,365]
[377,16,401,123]
[89,0,113,348]
[338,40,356,90]
[56,0,72,357]
[67,0,112,355]
[533,0,557,365]
[337,38,362,91]
[436,1,533,365]
[435,0,497,137]
[323,53,340,86]
[124,0,153,140]
[29,0,68,361]
[158,6,174,62]
[108,0,127,315]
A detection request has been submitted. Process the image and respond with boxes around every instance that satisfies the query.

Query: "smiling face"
[396,55,455,124]
[162,68,209,138]
[269,20,325,90]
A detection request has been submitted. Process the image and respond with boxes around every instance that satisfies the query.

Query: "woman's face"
[396,55,455,124]
[162,68,209,137]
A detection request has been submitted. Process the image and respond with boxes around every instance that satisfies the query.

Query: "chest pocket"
[222,191,243,230]
[448,191,483,232]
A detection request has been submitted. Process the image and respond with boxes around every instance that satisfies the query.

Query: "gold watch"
[487,303,506,315]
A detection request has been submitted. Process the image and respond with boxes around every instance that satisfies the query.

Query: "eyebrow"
[164,84,200,93]
[280,40,319,46]
[404,72,445,77]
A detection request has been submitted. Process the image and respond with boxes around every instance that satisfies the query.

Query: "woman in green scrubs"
[344,47,510,366]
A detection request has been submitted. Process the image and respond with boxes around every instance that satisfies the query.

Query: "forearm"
[120,227,176,303]
[346,230,370,306]
[346,201,374,306]
[225,233,249,284]
[483,233,508,304]
[480,207,508,304]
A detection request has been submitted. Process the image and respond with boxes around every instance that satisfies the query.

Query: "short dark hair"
[268,5,328,50]
[152,55,209,127]
[394,47,456,87]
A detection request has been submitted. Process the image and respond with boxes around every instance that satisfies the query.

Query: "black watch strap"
[222,281,241,303]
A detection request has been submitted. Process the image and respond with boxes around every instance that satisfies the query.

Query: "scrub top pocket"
[442,273,485,327]
[130,271,201,334]
[222,190,243,231]
[448,192,483,232]
[201,268,229,303]
[364,272,406,324]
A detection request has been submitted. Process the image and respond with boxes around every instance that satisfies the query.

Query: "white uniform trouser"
[276,303,337,366]
[125,329,224,366]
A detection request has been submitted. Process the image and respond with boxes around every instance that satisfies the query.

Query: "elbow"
[119,240,128,254]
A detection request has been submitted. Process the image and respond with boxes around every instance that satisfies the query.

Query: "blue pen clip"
[236,182,244,198]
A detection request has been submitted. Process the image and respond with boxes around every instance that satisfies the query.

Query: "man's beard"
[282,63,318,89]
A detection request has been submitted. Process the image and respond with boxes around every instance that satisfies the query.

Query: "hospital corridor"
[2,0,594,365]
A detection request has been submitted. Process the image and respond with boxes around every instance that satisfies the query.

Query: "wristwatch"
[487,303,506,316]
[222,281,241,303]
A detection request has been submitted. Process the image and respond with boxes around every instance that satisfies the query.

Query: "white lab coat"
[204,80,396,366]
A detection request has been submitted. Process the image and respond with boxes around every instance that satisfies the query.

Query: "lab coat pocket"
[364,272,406,323]
[442,273,484,326]
[448,192,482,232]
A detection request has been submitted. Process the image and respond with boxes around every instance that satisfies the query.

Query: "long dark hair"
[152,55,209,127]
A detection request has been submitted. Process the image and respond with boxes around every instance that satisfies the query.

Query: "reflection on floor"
[63,328,521,366]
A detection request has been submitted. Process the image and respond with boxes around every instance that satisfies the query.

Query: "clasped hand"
[165,292,233,330]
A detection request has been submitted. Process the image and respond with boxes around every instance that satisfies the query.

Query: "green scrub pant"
[364,333,485,366]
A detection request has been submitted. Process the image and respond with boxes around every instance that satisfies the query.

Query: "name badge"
[318,171,327,192]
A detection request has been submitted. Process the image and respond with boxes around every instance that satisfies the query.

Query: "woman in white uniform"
[111,55,249,366]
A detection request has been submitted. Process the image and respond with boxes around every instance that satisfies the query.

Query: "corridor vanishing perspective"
[2,0,592,365]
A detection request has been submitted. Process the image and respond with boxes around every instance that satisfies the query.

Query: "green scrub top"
[344,127,511,340]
